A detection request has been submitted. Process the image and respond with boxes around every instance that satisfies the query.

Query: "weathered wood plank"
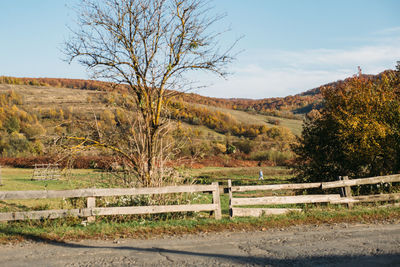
[0,184,217,200]
[89,204,217,216]
[232,207,302,217]
[231,182,322,192]
[86,197,96,223]
[232,194,341,206]
[211,182,222,220]
[0,209,82,222]
[341,176,353,208]
[330,193,400,204]
[228,180,233,217]
[0,204,218,222]
[380,203,400,208]
[322,174,400,189]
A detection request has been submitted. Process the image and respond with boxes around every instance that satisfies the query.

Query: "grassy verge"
[0,205,399,244]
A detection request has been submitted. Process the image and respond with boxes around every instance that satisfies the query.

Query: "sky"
[0,0,399,99]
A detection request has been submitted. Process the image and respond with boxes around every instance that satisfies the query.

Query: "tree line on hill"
[0,76,318,116]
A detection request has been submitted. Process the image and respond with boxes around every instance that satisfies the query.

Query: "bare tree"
[64,0,237,186]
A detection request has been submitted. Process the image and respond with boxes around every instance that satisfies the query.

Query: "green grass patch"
[189,166,293,186]
[0,168,117,212]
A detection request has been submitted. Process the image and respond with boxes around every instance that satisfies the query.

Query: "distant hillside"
[0,71,390,116]
[0,70,392,164]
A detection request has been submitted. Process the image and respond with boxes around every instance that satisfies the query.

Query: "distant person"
[259,169,263,180]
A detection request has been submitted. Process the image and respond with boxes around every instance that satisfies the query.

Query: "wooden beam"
[211,182,221,220]
[88,204,218,216]
[322,174,400,189]
[0,204,218,222]
[228,179,233,218]
[0,184,217,200]
[341,176,353,208]
[230,182,322,192]
[232,194,341,206]
[330,193,400,204]
[232,207,302,217]
[86,197,96,223]
[0,209,82,222]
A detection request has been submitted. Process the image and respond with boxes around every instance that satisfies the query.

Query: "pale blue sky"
[0,0,399,98]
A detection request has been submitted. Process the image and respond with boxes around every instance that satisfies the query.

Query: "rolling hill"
[0,71,392,166]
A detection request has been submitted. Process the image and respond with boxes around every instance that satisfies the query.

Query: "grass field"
[0,166,295,216]
[0,166,293,213]
[190,166,293,185]
[0,167,399,243]
[0,166,294,191]
[0,168,116,212]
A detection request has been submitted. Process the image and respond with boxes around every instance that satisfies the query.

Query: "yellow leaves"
[101,109,116,126]
[214,143,226,154]
[115,108,128,124]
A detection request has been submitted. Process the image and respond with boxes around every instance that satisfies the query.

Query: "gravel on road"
[1,223,399,266]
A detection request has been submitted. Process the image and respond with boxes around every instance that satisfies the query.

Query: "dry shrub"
[0,156,115,169]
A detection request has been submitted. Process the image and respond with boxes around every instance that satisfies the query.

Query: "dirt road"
[1,223,399,266]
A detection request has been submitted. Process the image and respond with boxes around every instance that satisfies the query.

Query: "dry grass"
[193,103,303,136]
[0,84,303,140]
[0,84,106,113]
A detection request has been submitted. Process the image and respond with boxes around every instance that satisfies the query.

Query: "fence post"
[212,182,222,220]
[342,176,353,208]
[228,179,233,218]
[87,197,96,222]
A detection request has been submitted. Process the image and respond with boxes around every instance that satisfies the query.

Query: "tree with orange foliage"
[294,66,400,183]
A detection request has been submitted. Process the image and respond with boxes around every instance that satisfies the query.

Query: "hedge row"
[0,156,115,169]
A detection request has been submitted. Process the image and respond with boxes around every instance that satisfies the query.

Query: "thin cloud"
[198,42,400,99]
[200,68,352,99]
[376,26,400,35]
[277,45,400,70]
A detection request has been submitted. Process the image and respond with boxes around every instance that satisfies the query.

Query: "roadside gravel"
[1,222,399,266]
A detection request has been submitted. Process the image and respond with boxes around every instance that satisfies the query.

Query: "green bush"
[233,139,254,154]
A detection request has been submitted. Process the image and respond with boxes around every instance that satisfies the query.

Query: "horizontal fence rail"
[229,182,322,192]
[228,174,400,218]
[0,183,222,222]
[321,174,400,189]
[231,208,302,217]
[231,194,341,206]
[0,184,221,200]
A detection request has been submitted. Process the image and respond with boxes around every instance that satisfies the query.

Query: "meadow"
[0,166,400,243]
[0,166,293,213]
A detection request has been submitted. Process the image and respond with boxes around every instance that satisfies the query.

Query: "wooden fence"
[0,182,221,222]
[228,174,400,217]
[31,163,61,181]
[1,174,399,221]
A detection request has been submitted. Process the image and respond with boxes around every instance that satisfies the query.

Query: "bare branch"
[64,0,237,185]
